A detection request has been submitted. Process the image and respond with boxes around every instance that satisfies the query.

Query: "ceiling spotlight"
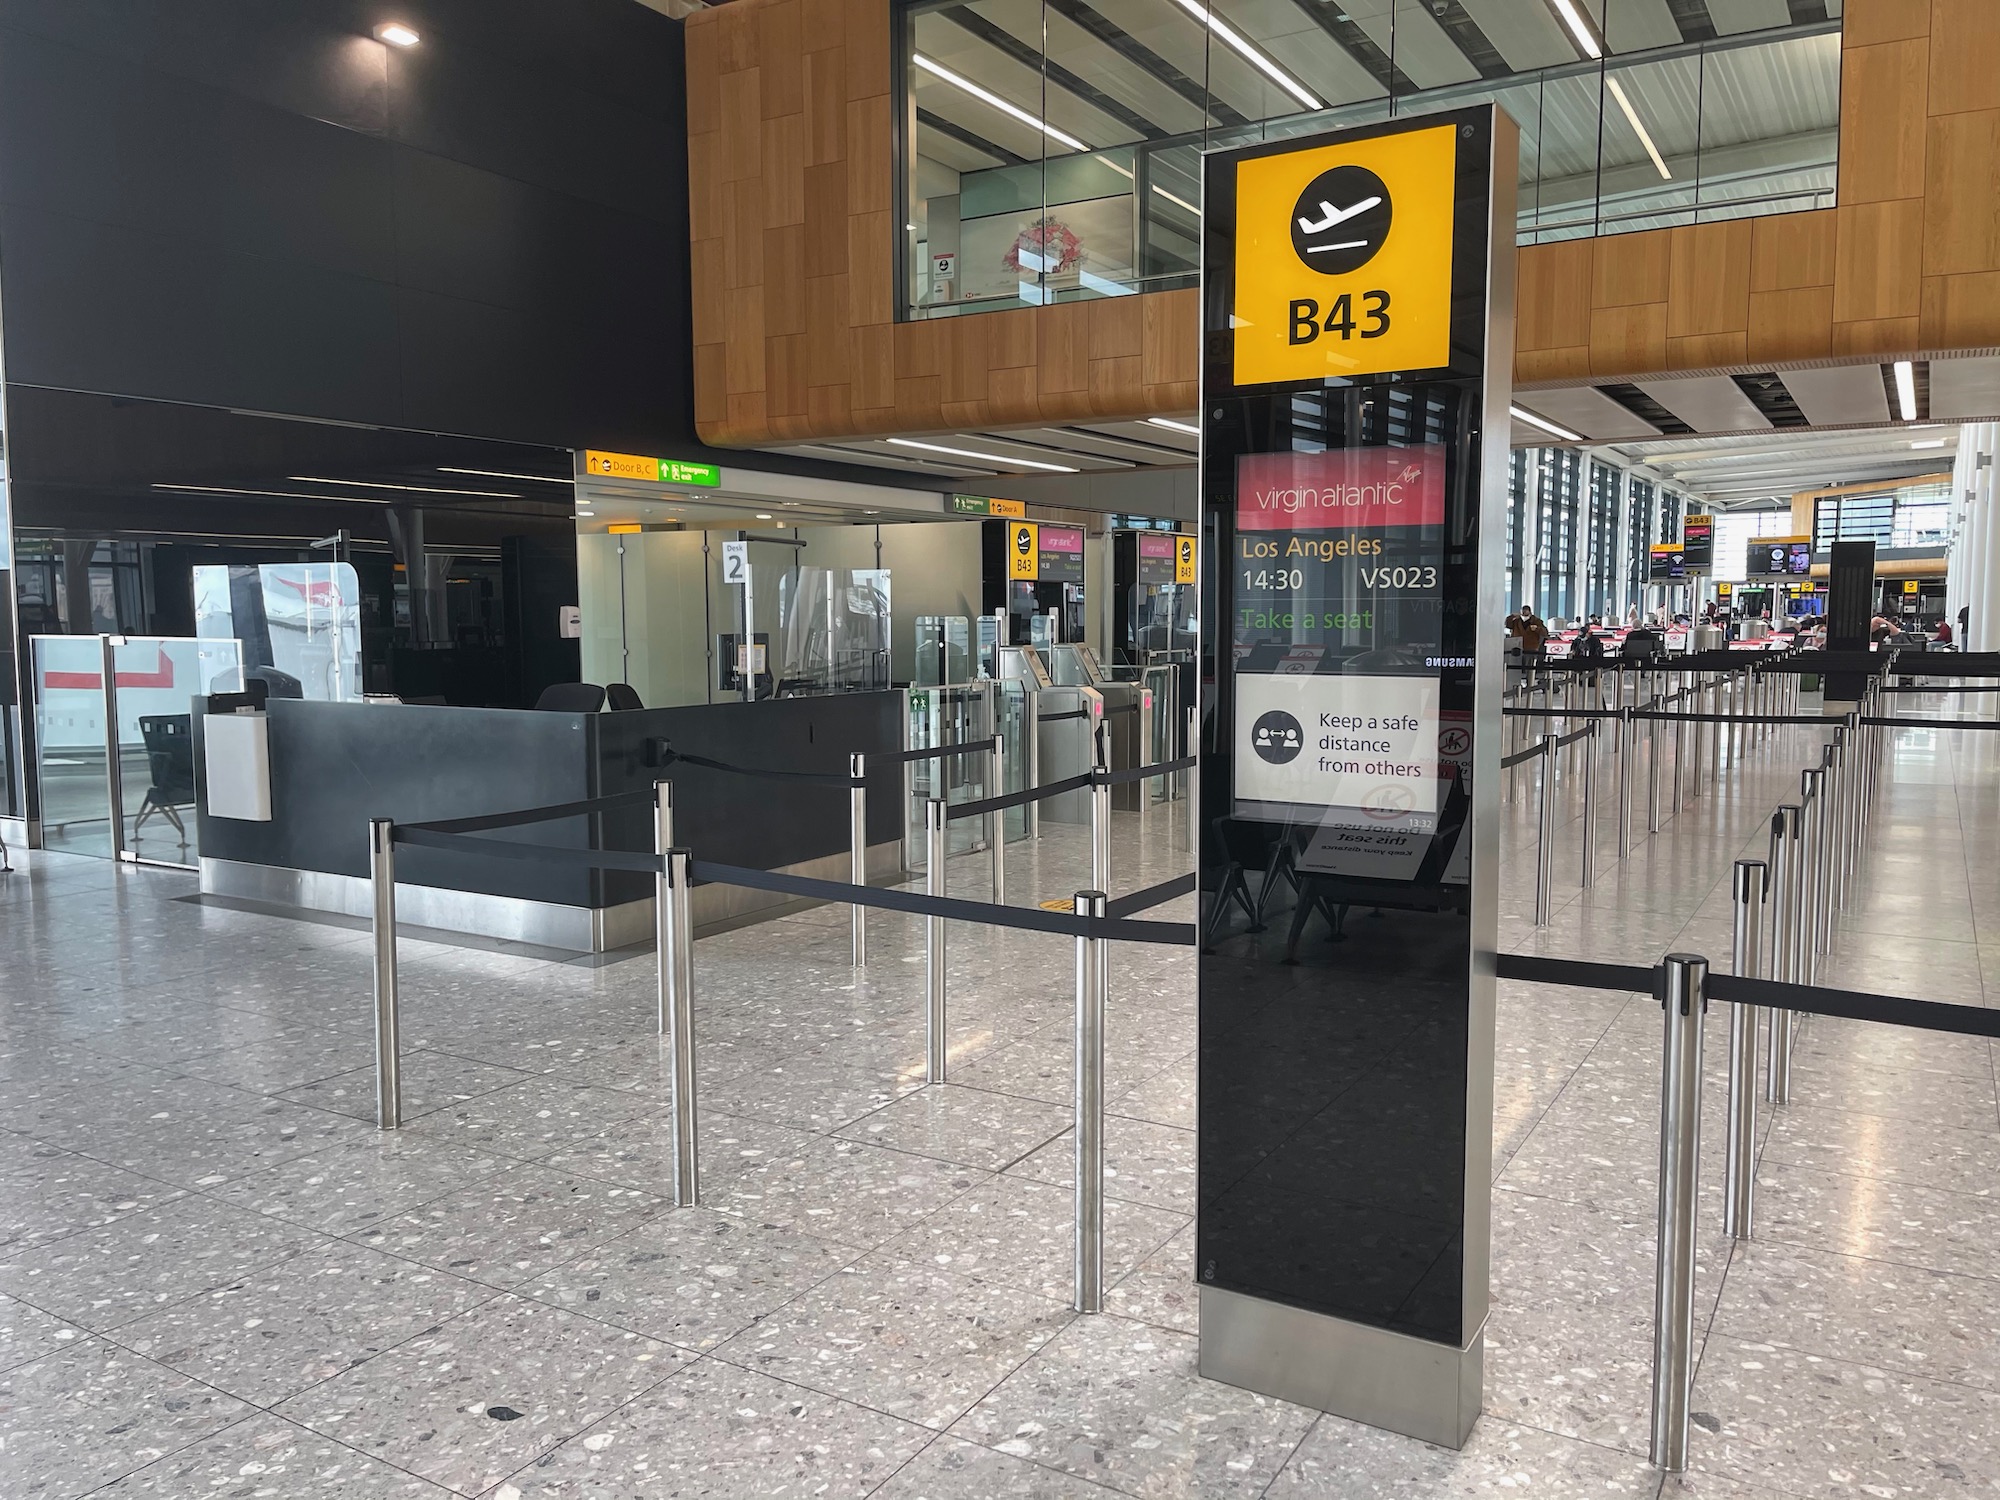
[374,22,420,47]
[1509,405,1583,442]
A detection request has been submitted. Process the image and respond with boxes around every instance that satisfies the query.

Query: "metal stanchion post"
[1795,768,1819,985]
[1535,734,1557,926]
[1091,724,1111,895]
[1027,692,1042,840]
[1581,721,1598,889]
[1767,805,1800,1105]
[1672,688,1686,811]
[898,686,913,873]
[1617,705,1634,858]
[1651,952,1708,1475]
[1843,711,1862,892]
[655,780,676,1029]
[849,753,868,965]
[369,818,402,1131]
[1829,727,1850,911]
[1647,706,1662,834]
[1807,759,1832,963]
[926,798,948,1084]
[989,736,1006,904]
[663,847,699,1207]
[1073,889,1107,1313]
[1186,705,1199,856]
[1726,861,1764,1241]
[1711,674,1724,782]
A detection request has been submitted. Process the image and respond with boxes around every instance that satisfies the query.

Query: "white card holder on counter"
[204,712,272,821]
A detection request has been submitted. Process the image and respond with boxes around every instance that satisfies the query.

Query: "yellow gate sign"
[1009,521,1039,581]
[1175,535,1197,585]
[1232,122,1458,387]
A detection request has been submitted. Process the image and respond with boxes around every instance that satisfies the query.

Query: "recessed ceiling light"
[1166,0,1320,111]
[1147,416,1201,436]
[576,509,595,517]
[1910,439,1947,449]
[1605,78,1670,180]
[1509,406,1583,442]
[1545,0,1601,59]
[1894,361,1918,422]
[374,22,419,47]
[152,482,391,504]
[439,467,571,484]
[288,475,516,498]
[886,437,1078,472]
[913,55,1090,152]
[755,513,773,519]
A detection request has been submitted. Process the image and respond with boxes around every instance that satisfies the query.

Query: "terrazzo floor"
[1,687,1996,1498]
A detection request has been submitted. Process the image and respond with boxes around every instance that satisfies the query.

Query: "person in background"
[1934,616,1954,645]
[1625,604,1641,627]
[1573,618,1606,662]
[1505,604,1550,659]
[1869,614,1896,646]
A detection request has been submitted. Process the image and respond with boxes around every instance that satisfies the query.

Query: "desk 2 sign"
[1232,123,1459,386]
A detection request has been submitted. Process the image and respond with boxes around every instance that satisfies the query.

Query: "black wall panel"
[0,0,693,456]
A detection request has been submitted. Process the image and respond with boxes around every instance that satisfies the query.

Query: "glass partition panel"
[31,635,115,858]
[901,2,1843,311]
[114,636,242,866]
[193,563,361,702]
[779,567,891,694]
[914,614,971,686]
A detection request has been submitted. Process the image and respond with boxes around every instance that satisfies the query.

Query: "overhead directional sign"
[583,451,721,487]
[1232,122,1459,387]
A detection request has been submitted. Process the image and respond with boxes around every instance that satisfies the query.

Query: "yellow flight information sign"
[1232,122,1458,387]
[1008,522,1039,581]
[1174,535,1197,585]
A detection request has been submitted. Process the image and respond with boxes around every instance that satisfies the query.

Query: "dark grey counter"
[195,692,906,948]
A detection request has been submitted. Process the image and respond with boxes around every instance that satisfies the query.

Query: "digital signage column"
[1197,107,1515,1449]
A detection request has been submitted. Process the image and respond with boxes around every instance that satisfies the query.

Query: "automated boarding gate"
[1197,106,1515,1448]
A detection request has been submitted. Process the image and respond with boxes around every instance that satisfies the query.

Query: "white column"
[1945,430,1973,639]
[1974,422,2000,653]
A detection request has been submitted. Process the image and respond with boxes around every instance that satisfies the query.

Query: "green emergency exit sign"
[661,460,721,486]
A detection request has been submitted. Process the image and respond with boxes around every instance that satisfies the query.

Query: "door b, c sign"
[1232,122,1458,387]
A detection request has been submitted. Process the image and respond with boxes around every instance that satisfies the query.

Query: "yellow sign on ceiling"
[1008,521,1039,581]
[1174,534,1197,585]
[1232,122,1458,387]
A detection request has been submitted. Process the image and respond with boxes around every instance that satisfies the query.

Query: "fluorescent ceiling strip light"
[1910,439,1947,449]
[1148,416,1201,435]
[153,482,393,504]
[1152,185,1199,215]
[288,475,517,498]
[886,437,1079,472]
[1547,0,1602,59]
[1510,405,1584,442]
[913,55,1089,152]
[1894,361,1918,421]
[1605,77,1670,180]
[1168,0,1320,111]
[439,467,572,484]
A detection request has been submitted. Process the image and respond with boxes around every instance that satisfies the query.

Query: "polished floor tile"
[278,1292,687,1496]
[496,1358,932,1498]
[4,713,1997,1499]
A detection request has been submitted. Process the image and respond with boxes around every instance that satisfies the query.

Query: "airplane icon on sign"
[1296,195,1381,251]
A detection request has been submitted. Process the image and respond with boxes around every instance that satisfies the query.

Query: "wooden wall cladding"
[686,0,1196,447]
[1517,0,2000,386]
[692,0,1989,446]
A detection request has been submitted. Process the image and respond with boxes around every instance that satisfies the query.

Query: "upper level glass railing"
[902,1,1838,320]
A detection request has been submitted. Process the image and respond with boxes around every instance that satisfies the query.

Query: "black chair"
[533,682,606,713]
[134,715,195,846]
[604,682,645,711]
[1200,818,1299,951]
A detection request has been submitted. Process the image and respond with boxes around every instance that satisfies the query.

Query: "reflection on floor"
[1,693,1995,1497]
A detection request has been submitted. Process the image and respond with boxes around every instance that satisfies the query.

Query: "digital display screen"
[1680,516,1713,571]
[1230,444,1451,832]
[1748,540,1813,576]
[1649,544,1686,581]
